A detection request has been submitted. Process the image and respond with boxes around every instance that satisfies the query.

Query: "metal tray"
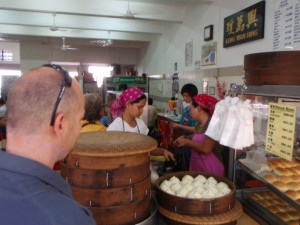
[238,159,300,211]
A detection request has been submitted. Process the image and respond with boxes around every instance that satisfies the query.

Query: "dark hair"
[181,83,198,97]
[84,93,103,123]
[0,98,5,105]
[148,97,153,105]
[130,94,147,104]
[118,84,128,91]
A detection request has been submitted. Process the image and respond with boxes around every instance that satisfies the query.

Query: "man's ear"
[52,113,65,133]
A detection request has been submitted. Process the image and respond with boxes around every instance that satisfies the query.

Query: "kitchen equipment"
[61,131,157,225]
[155,171,242,225]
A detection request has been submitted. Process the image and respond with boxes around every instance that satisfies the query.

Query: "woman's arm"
[174,135,216,154]
[170,122,195,134]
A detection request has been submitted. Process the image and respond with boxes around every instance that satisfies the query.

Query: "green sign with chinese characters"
[223,1,265,48]
[106,76,147,85]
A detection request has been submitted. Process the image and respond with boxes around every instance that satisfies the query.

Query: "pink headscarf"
[110,87,145,120]
[193,94,218,116]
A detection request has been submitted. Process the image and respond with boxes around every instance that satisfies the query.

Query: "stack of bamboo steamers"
[60,131,157,225]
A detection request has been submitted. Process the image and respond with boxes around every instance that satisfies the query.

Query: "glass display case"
[232,85,300,225]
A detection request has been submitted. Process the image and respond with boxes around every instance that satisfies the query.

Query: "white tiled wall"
[149,66,244,110]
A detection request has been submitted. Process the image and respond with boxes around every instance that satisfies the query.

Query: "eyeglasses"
[42,64,72,126]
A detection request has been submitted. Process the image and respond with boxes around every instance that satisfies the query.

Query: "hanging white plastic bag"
[205,96,231,141]
[219,97,241,148]
[233,99,254,149]
[241,100,254,148]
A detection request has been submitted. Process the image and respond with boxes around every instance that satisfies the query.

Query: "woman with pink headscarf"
[165,94,224,176]
[107,87,149,135]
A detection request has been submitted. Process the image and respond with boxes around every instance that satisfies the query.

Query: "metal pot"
[136,197,157,225]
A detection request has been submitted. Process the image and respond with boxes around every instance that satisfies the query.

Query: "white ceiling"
[0,0,212,49]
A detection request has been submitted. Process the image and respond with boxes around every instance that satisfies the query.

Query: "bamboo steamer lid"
[71,131,157,156]
[65,131,157,170]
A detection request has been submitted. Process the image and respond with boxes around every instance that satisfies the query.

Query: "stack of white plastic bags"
[205,96,254,150]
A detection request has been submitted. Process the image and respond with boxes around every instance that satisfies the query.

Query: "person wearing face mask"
[164,84,198,171]
[170,83,198,135]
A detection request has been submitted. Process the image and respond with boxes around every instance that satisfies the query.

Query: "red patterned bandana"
[110,87,144,120]
[193,94,218,116]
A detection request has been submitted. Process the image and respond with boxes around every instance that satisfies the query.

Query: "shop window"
[0,70,21,99]
[88,65,113,87]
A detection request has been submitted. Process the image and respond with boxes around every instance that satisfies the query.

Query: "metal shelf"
[239,198,279,225]
[241,85,300,99]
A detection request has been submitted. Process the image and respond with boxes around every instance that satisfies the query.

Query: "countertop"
[157,112,181,123]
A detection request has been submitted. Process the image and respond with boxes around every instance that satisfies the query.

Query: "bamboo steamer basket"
[244,51,300,85]
[68,173,151,207]
[155,171,236,216]
[155,172,242,225]
[60,160,150,189]
[159,200,242,225]
[61,131,157,225]
[90,193,151,225]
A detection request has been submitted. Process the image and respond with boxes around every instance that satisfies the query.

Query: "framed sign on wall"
[204,25,213,41]
[185,40,193,67]
[223,1,265,48]
[201,41,217,66]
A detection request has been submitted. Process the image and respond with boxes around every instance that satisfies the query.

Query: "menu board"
[273,0,300,50]
[266,103,296,160]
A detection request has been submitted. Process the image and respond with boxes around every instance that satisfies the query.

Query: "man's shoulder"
[0,194,95,225]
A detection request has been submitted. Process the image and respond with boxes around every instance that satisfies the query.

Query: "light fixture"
[90,31,113,47]
[102,31,113,47]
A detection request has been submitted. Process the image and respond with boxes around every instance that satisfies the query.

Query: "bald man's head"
[6,66,83,135]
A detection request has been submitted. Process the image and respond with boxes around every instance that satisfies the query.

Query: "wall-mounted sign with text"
[273,0,300,50]
[266,103,296,161]
[223,1,265,48]
[106,76,147,85]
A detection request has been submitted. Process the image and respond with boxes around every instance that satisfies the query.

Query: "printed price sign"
[266,103,296,161]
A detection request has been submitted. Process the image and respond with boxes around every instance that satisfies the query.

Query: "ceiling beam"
[0,24,157,42]
[0,9,165,35]
[0,0,186,23]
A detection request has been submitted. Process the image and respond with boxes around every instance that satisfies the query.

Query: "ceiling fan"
[50,13,67,32]
[60,37,78,50]
[123,1,135,19]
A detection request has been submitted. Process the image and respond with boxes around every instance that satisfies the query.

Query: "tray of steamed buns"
[155,171,236,216]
